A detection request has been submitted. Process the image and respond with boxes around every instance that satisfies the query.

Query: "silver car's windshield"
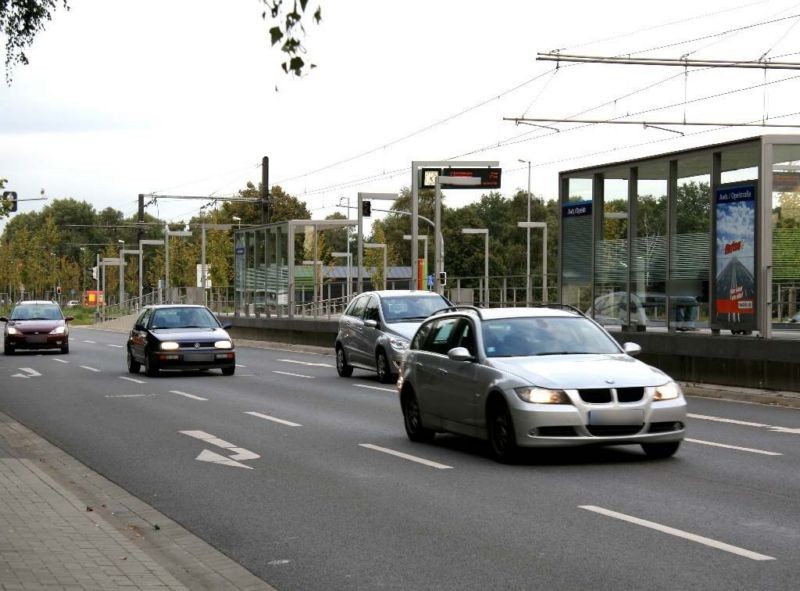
[381,295,450,323]
[482,316,621,358]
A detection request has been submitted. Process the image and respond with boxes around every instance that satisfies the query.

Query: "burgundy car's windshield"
[10,304,62,321]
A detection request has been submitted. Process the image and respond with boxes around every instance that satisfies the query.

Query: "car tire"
[144,351,159,377]
[376,349,394,384]
[487,398,520,464]
[641,441,681,459]
[336,345,353,377]
[127,349,141,374]
[3,343,13,355]
[402,388,435,443]
[222,365,235,376]
[61,343,69,354]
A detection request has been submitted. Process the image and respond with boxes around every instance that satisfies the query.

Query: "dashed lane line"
[359,444,453,470]
[272,370,314,379]
[244,411,302,427]
[82,340,96,344]
[580,505,775,561]
[80,366,100,372]
[169,390,208,401]
[278,358,334,368]
[107,344,124,348]
[119,376,146,384]
[685,438,782,456]
[355,384,396,393]
[688,413,800,435]
[53,359,69,364]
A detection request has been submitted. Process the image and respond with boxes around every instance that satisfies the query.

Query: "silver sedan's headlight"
[389,337,409,351]
[49,326,66,335]
[514,387,572,404]
[160,341,180,351]
[214,340,233,349]
[653,381,682,401]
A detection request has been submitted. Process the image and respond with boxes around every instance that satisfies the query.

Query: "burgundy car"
[1,300,73,355]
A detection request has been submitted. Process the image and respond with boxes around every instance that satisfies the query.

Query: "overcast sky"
[2,0,800,231]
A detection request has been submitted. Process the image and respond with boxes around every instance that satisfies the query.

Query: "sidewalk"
[0,411,273,591]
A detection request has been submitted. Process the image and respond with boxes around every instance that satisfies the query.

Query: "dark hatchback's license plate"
[184,352,213,362]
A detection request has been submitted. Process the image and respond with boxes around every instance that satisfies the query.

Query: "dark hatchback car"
[1,300,73,355]
[127,304,235,377]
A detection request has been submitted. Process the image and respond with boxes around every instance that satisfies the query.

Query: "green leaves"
[260,0,322,78]
[269,26,283,46]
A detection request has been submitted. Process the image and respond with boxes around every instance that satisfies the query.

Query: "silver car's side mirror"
[364,319,378,328]
[447,347,474,362]
[623,342,642,357]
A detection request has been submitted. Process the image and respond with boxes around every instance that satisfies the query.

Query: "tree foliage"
[0,1,322,84]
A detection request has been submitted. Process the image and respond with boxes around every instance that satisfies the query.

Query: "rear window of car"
[10,304,62,320]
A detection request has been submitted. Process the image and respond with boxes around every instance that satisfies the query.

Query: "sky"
[3,0,800,233]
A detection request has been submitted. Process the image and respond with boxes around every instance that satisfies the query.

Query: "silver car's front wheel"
[336,345,353,377]
[376,349,394,384]
[487,399,520,464]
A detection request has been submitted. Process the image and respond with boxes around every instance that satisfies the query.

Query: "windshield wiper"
[535,351,593,356]
[393,316,429,321]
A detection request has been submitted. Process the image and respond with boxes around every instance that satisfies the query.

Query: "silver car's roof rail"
[532,303,586,317]
[430,305,485,319]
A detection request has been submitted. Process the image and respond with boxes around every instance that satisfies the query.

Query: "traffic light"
[91,266,98,280]
[56,286,62,296]
[2,191,17,212]
[439,271,447,285]
[361,200,371,217]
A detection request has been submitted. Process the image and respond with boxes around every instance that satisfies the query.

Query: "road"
[1,326,798,590]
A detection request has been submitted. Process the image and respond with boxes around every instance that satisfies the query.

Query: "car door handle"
[438,368,448,374]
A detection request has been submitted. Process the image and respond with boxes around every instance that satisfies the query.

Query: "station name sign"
[419,167,502,189]
[562,201,592,217]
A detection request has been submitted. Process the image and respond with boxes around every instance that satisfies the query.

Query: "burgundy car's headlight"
[7,327,20,335]
[49,326,66,335]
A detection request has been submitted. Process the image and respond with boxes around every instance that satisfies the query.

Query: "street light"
[118,240,125,308]
[462,228,489,306]
[403,234,429,289]
[518,221,548,304]
[518,158,532,304]
[364,242,387,291]
[232,216,242,229]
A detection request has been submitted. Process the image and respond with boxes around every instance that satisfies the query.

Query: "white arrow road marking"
[689,413,800,435]
[12,368,42,378]
[272,370,314,379]
[80,366,101,372]
[245,411,302,427]
[580,505,775,561]
[119,376,146,384]
[278,358,334,368]
[355,384,396,393]
[359,444,453,469]
[685,438,782,456]
[170,390,207,401]
[180,430,260,468]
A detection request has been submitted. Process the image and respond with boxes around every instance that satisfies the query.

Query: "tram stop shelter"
[559,135,800,340]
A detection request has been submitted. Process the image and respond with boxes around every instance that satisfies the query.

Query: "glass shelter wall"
[561,178,593,311]
[593,171,629,328]
[771,144,800,322]
[634,161,668,329]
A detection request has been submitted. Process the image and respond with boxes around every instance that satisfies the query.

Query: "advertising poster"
[714,185,756,331]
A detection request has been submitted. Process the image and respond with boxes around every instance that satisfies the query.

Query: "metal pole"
[526,161,531,304]
[484,233,489,306]
[119,242,124,310]
[164,223,170,303]
[357,195,363,294]
[201,225,207,307]
[434,177,442,294]
[542,225,548,304]
[383,245,387,291]
[138,247,143,307]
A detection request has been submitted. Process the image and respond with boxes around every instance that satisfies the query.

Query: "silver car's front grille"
[616,387,645,402]
[578,389,612,403]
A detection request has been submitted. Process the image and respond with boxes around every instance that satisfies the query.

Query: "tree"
[1,0,322,84]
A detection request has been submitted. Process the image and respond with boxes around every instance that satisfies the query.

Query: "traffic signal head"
[361,200,371,217]
[56,286,62,295]
[2,191,17,213]
[439,271,447,285]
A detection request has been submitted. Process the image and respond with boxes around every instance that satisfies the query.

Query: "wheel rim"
[491,407,511,454]
[405,395,422,433]
[337,349,345,371]
[377,353,387,380]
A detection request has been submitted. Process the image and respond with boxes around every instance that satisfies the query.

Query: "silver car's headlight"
[515,387,572,404]
[653,381,682,401]
[49,326,66,335]
[7,326,19,335]
[389,337,409,351]
[160,341,180,351]
[214,340,232,349]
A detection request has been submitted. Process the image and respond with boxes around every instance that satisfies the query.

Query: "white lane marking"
[579,505,775,561]
[236,364,246,368]
[245,411,302,427]
[278,358,334,368]
[119,376,146,384]
[685,438,782,456]
[272,370,314,379]
[355,384,396,393]
[107,344,124,348]
[689,413,800,435]
[180,430,259,469]
[82,340,96,344]
[53,358,69,364]
[359,444,453,470]
[105,393,156,399]
[170,390,208,401]
[80,366,100,372]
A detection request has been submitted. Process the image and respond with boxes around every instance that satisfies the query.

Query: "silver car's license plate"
[588,409,644,425]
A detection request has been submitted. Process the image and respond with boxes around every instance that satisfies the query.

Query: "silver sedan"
[398,306,687,463]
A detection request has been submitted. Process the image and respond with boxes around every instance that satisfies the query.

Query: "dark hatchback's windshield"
[10,305,62,321]
[380,295,450,323]
[482,316,621,358]
[150,307,220,329]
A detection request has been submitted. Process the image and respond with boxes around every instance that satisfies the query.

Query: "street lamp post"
[462,228,489,306]
[403,234,428,288]
[364,242,387,291]
[517,221,548,304]
[117,240,125,309]
[518,158,532,304]
[164,225,192,304]
[140,239,164,305]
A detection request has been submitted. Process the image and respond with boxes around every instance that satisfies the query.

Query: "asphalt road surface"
[1,326,798,590]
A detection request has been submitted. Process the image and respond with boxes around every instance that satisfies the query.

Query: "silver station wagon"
[398,305,687,463]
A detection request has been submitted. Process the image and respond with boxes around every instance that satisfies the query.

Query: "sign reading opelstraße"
[419,167,502,189]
